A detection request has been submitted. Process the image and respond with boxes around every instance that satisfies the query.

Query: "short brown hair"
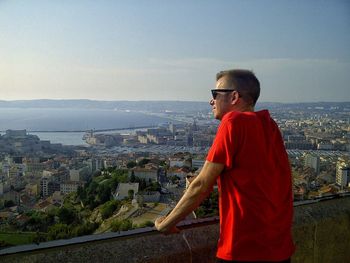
[216,69,260,106]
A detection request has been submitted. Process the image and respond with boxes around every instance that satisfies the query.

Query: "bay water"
[0,108,171,145]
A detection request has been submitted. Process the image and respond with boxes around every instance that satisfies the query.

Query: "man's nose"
[209,98,214,105]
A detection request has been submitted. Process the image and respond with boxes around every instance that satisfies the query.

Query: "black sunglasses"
[211,89,237,99]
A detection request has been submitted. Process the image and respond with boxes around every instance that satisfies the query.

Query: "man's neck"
[234,104,254,112]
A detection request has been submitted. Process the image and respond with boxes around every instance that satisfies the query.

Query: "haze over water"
[0,108,169,132]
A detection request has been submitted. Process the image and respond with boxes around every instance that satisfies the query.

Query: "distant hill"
[0,100,209,113]
[0,100,349,112]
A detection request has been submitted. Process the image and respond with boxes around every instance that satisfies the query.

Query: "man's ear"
[231,91,240,105]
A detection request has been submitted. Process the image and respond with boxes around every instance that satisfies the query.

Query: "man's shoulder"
[221,111,243,121]
[221,110,278,133]
[222,110,271,122]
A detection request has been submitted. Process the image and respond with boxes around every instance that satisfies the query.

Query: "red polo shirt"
[206,110,295,261]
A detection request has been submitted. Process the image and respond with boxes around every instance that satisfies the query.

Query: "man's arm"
[155,161,224,234]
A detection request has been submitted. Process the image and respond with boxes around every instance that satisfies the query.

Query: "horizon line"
[0,99,349,104]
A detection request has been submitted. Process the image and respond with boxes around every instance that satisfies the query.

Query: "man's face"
[209,76,234,120]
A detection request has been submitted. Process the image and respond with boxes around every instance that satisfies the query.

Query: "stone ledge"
[292,197,350,263]
[1,198,350,263]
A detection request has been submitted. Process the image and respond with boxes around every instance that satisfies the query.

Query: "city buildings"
[0,102,349,247]
[336,157,350,189]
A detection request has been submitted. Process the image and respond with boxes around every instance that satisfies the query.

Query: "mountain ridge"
[0,99,349,112]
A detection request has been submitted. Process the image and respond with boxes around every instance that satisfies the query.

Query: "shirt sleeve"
[206,118,236,169]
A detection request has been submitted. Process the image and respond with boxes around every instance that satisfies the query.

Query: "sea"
[0,108,173,146]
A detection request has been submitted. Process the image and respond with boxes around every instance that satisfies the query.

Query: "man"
[155,69,295,262]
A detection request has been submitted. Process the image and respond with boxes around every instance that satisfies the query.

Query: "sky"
[0,0,349,103]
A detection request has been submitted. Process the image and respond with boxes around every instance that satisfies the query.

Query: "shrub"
[100,200,120,219]
[111,219,133,232]
[138,221,154,228]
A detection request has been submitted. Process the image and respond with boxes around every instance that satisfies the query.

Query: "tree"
[87,195,98,210]
[46,207,58,225]
[26,211,49,232]
[130,170,136,183]
[87,181,99,195]
[57,206,77,225]
[159,160,167,167]
[97,184,112,204]
[77,186,86,201]
[138,158,150,167]
[127,161,137,168]
[138,178,147,191]
[111,169,128,184]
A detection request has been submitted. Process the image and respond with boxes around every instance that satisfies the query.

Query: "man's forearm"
[157,177,212,232]
[155,161,224,233]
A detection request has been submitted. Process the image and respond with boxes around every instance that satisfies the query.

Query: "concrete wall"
[292,198,350,263]
[1,198,350,263]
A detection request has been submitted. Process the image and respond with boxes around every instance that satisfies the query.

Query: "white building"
[40,177,50,197]
[69,169,80,182]
[113,183,139,200]
[129,168,158,182]
[69,166,91,182]
[336,159,350,188]
[304,154,320,174]
[60,181,83,195]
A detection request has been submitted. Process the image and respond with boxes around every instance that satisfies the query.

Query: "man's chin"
[213,113,221,120]
[212,109,221,120]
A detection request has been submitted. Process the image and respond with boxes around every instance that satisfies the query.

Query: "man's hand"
[154,216,180,235]
[155,161,224,236]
